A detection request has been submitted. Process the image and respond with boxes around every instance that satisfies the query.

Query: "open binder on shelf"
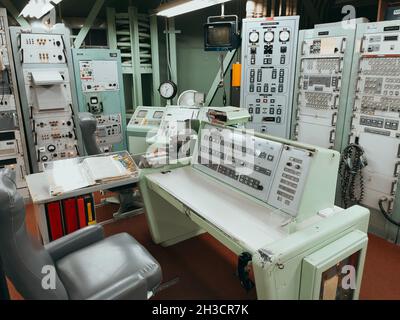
[44,151,139,196]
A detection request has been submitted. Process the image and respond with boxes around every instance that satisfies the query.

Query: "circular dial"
[279,30,290,42]
[249,31,259,43]
[158,81,178,100]
[264,31,274,42]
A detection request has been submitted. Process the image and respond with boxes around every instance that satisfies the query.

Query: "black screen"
[207,25,231,46]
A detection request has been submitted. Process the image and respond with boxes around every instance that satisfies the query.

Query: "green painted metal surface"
[72,48,127,151]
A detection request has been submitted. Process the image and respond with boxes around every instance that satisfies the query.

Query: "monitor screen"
[207,25,231,46]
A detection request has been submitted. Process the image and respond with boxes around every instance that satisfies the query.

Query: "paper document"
[45,153,138,196]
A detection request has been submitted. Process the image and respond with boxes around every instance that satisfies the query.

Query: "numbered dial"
[264,31,274,43]
[279,30,290,42]
[158,81,178,100]
[249,31,259,43]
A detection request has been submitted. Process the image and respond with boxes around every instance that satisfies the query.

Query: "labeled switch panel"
[10,25,82,172]
[19,33,66,64]
[240,16,299,138]
[33,113,78,163]
[195,123,314,217]
[292,24,356,151]
[95,113,123,153]
[72,49,127,152]
[128,106,165,128]
[79,60,120,92]
[348,21,400,213]
[0,9,30,195]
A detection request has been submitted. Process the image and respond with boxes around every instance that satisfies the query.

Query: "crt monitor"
[204,21,239,51]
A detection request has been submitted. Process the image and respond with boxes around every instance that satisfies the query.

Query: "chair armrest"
[45,225,105,261]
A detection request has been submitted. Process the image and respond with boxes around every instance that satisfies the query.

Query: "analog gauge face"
[264,31,274,42]
[249,31,259,43]
[158,81,177,100]
[279,30,290,42]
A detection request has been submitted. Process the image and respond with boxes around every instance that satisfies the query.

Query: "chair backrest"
[0,169,68,299]
[78,112,102,156]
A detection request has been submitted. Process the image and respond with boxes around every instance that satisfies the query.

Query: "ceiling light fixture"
[20,0,63,19]
[154,0,232,18]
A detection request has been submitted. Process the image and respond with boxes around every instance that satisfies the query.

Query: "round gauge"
[264,31,274,42]
[158,80,178,100]
[249,31,259,43]
[279,30,290,42]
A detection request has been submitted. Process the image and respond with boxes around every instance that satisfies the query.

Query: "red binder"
[45,202,64,241]
[62,198,79,234]
[77,196,87,228]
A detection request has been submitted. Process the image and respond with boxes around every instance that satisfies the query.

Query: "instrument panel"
[292,24,356,151]
[240,16,299,138]
[194,123,313,217]
[349,21,400,213]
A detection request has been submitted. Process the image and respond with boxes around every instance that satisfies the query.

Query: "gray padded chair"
[78,112,143,217]
[0,169,162,300]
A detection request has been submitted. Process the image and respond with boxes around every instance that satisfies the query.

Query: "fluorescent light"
[20,0,64,19]
[155,0,232,18]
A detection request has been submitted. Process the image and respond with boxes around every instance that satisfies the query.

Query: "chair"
[78,112,143,218]
[0,169,162,300]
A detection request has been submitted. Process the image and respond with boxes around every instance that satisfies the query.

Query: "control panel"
[292,24,357,151]
[348,21,400,214]
[194,122,340,220]
[240,16,299,138]
[10,25,82,172]
[72,49,126,152]
[128,106,165,129]
[95,113,123,153]
[0,9,29,195]
[127,106,166,155]
[19,33,66,64]
[156,106,200,140]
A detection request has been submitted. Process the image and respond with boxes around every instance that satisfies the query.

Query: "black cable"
[379,198,400,227]
[339,143,367,208]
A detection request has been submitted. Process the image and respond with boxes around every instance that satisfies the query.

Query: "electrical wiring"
[339,143,367,208]
[379,197,400,227]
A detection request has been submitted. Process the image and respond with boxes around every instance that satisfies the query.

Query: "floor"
[7,201,400,300]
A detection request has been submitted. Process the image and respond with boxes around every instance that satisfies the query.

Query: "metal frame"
[205,49,237,106]
[166,18,178,88]
[0,0,30,29]
[73,0,105,49]
[150,15,161,106]
[129,6,143,107]
[107,7,162,115]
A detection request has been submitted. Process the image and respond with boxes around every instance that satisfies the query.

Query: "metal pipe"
[255,0,264,18]
[246,0,255,18]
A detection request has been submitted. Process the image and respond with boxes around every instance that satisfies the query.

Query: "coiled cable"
[339,143,367,208]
